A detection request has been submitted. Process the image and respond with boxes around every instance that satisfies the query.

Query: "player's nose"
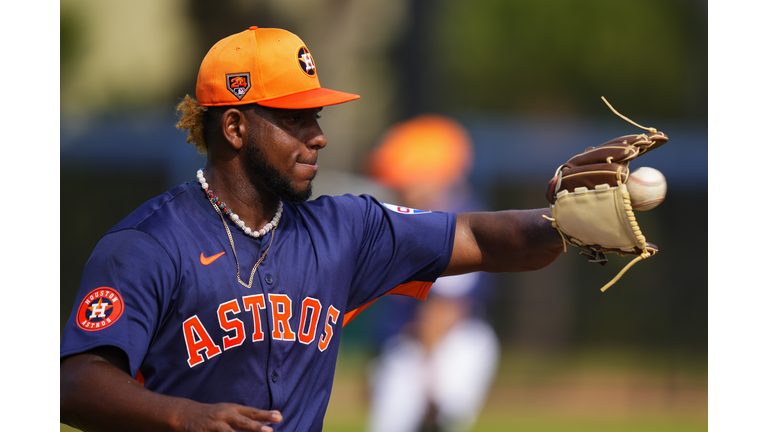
[306,121,327,151]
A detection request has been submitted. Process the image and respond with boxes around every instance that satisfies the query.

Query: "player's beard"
[245,136,314,204]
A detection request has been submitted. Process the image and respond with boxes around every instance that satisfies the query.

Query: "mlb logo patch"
[226,73,251,100]
[382,203,431,214]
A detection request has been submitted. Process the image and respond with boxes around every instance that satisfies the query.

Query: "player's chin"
[283,181,314,204]
[297,170,317,192]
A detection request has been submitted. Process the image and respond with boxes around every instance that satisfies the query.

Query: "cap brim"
[257,88,360,109]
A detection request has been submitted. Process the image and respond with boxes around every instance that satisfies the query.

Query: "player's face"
[245,106,326,203]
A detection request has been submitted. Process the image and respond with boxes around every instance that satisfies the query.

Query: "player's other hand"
[179,402,282,432]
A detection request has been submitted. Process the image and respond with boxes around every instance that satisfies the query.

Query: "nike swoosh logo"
[200,251,225,266]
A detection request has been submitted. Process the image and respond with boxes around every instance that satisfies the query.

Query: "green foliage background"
[402,0,705,120]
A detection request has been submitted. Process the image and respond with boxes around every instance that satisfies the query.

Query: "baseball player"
[60,26,663,432]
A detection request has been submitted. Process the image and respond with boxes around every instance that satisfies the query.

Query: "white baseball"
[626,167,666,211]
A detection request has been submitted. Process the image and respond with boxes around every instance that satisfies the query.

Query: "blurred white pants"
[366,319,500,432]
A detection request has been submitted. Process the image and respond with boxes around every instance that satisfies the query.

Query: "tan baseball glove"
[544,98,668,291]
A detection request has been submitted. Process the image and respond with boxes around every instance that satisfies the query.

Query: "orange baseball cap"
[367,114,474,190]
[196,26,360,109]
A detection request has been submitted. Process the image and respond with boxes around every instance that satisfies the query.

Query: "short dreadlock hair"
[175,95,210,154]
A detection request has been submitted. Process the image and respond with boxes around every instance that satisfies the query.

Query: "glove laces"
[601,96,657,134]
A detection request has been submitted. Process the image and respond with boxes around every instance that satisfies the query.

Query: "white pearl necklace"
[197,169,283,238]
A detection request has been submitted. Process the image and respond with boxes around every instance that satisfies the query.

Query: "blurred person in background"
[364,114,500,432]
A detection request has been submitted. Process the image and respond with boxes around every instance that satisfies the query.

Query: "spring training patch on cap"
[226,72,251,100]
[76,287,125,331]
[297,47,317,77]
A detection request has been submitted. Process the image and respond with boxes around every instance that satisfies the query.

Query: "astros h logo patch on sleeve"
[76,287,125,331]
[226,72,251,100]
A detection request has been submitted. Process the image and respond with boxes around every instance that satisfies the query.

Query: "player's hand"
[178,402,282,432]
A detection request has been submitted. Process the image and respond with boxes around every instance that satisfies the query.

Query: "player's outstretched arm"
[443,208,563,276]
[60,346,282,432]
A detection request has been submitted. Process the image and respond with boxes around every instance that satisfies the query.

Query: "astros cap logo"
[297,47,316,77]
[226,73,251,100]
[76,287,125,331]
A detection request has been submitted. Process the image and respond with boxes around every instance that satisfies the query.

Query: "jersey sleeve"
[60,229,177,377]
[336,195,457,313]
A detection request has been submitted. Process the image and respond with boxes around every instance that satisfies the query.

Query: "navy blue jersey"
[60,181,455,431]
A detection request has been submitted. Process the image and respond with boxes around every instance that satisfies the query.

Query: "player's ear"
[221,108,247,151]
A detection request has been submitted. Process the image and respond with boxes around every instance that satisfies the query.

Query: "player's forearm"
[444,208,563,275]
[60,353,192,432]
[61,351,282,432]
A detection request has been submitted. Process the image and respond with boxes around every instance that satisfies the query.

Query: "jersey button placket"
[271,371,278,382]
